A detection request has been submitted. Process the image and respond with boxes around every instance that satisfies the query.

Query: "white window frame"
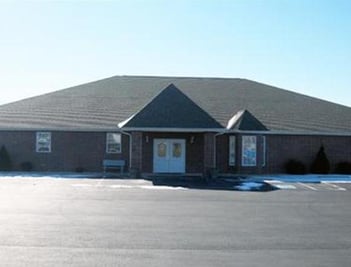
[242,135,257,167]
[229,135,236,166]
[106,133,122,154]
[36,132,52,153]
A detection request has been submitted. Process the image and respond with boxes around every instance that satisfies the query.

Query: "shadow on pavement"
[151,176,278,192]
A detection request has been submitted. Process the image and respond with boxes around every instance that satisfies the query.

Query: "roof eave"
[119,127,225,133]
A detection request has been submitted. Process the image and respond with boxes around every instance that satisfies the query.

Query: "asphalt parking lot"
[0,178,350,267]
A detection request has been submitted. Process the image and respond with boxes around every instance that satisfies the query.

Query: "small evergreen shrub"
[311,146,330,174]
[0,145,12,171]
[335,162,351,174]
[20,161,33,172]
[285,159,307,174]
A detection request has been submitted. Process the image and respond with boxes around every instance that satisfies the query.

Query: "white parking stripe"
[297,182,318,191]
[321,183,347,191]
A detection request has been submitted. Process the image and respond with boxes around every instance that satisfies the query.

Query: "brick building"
[0,76,350,176]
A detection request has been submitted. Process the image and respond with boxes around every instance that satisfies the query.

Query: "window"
[229,136,236,166]
[157,142,167,157]
[36,132,51,153]
[262,136,266,167]
[242,136,256,166]
[172,142,182,158]
[106,133,121,153]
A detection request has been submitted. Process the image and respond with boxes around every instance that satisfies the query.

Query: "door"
[153,139,186,173]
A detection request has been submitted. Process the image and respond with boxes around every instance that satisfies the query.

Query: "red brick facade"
[216,134,351,174]
[0,131,130,172]
[0,130,350,175]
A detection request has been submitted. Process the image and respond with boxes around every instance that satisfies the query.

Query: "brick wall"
[266,135,351,173]
[1,130,349,174]
[204,132,215,171]
[216,134,266,175]
[216,133,351,174]
[130,132,142,172]
[0,131,130,172]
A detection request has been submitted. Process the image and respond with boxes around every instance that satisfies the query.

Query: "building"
[0,76,350,176]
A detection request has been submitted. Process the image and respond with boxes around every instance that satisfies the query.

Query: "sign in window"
[242,136,257,166]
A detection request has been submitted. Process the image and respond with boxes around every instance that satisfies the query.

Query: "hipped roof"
[0,75,350,133]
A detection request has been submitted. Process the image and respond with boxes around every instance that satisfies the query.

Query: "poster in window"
[242,136,256,166]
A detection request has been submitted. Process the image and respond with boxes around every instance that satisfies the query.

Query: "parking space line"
[322,183,347,191]
[297,182,318,191]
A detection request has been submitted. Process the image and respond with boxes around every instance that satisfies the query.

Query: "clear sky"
[0,0,350,107]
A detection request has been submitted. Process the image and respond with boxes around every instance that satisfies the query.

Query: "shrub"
[335,162,351,174]
[20,161,33,172]
[311,146,330,174]
[0,145,12,171]
[285,159,307,174]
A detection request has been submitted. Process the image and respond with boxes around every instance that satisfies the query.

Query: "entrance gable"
[119,84,223,129]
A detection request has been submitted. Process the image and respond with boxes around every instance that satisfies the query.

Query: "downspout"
[119,129,132,170]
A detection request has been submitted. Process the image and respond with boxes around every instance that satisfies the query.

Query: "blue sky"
[0,0,350,107]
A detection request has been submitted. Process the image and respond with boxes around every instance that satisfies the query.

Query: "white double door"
[153,139,186,173]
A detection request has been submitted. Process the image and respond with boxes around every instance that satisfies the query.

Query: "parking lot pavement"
[0,178,351,267]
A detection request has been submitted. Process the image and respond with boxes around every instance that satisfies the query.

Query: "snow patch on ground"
[139,185,187,190]
[322,181,351,184]
[109,185,187,190]
[234,182,264,191]
[0,172,103,179]
[271,184,297,190]
[71,183,92,187]
[250,174,351,183]
[109,185,134,189]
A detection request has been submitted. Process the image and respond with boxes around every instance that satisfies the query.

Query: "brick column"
[130,132,142,177]
[204,132,216,176]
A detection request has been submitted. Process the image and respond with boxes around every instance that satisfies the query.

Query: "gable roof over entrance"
[119,84,222,130]
[0,75,350,133]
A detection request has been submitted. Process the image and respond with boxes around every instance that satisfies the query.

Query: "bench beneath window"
[103,159,125,176]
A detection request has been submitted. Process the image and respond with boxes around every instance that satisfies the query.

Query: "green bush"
[285,159,307,174]
[311,146,330,174]
[0,145,12,171]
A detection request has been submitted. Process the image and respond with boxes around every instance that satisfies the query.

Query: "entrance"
[153,139,186,173]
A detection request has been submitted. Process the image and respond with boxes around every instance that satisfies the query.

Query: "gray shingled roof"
[0,75,350,133]
[120,84,222,129]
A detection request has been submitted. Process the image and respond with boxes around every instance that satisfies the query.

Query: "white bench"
[103,159,125,176]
